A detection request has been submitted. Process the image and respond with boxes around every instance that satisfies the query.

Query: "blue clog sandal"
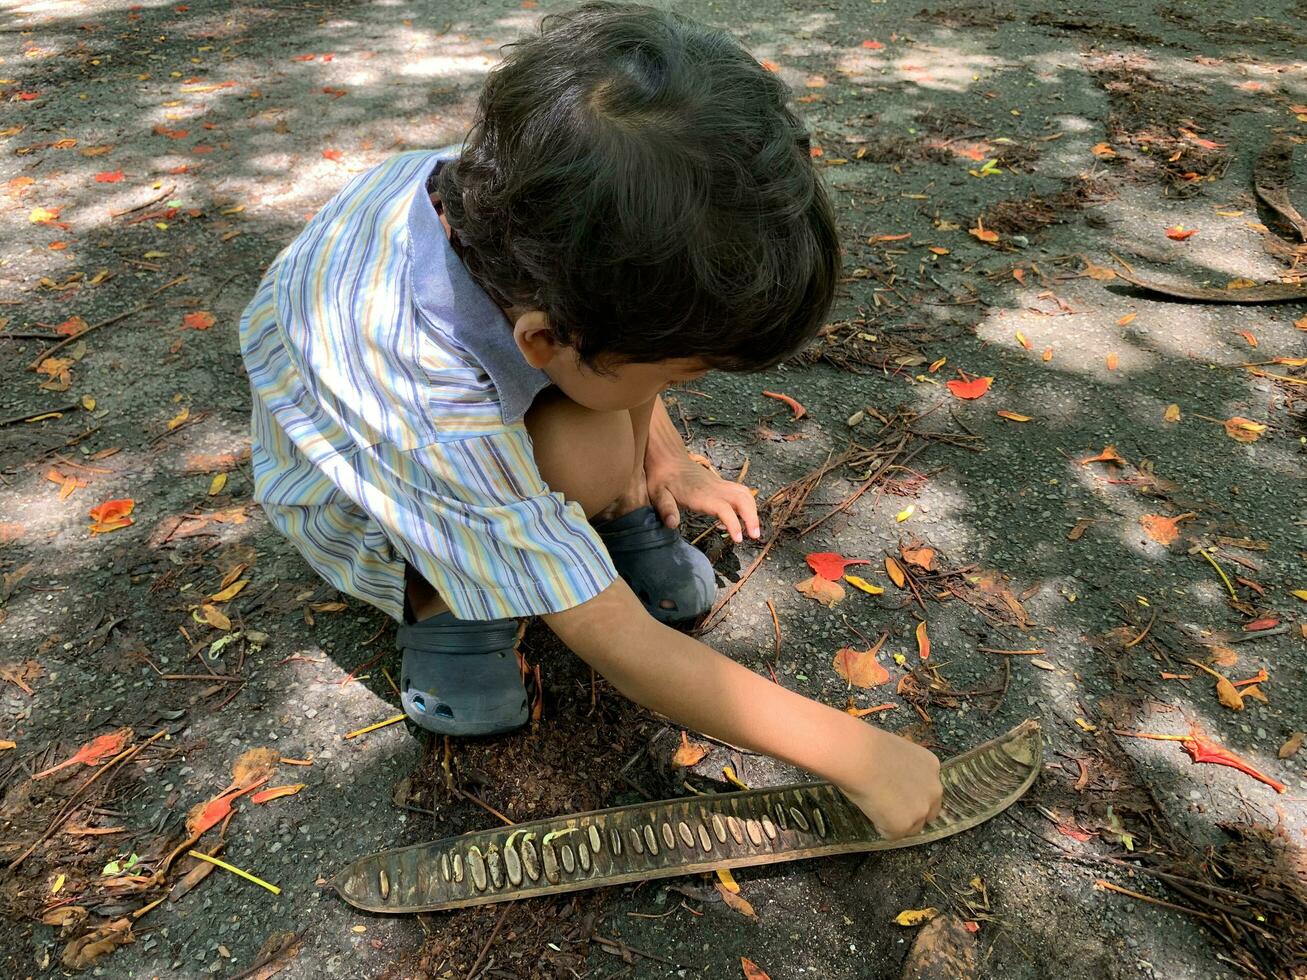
[595,505,717,625]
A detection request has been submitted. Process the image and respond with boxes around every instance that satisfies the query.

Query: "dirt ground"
[1,1,1305,978]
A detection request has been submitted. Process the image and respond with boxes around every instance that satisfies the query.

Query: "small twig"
[765,599,781,669]
[0,403,81,428]
[466,901,515,980]
[978,647,1046,655]
[458,788,515,827]
[1197,548,1237,599]
[27,304,149,370]
[9,730,167,870]
[1094,879,1218,921]
[1123,610,1156,649]
[109,183,176,218]
[590,934,685,969]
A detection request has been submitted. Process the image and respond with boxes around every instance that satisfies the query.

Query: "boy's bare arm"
[545,579,942,838]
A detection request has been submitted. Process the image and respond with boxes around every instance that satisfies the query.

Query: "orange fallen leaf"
[1295,314,1307,331]
[901,546,936,571]
[1237,330,1258,348]
[915,621,931,660]
[996,410,1031,422]
[55,315,88,337]
[198,604,231,631]
[868,232,911,243]
[1078,445,1125,466]
[946,375,993,400]
[1163,403,1181,423]
[1165,225,1197,240]
[1082,260,1116,281]
[1105,352,1119,371]
[1091,142,1116,158]
[166,407,190,430]
[761,390,806,419]
[32,728,132,780]
[182,311,215,330]
[250,783,306,805]
[969,221,999,243]
[672,731,709,767]
[1222,417,1266,443]
[1123,728,1284,792]
[94,170,124,183]
[1242,617,1279,632]
[885,556,907,588]
[88,498,134,534]
[741,956,772,980]
[795,574,845,608]
[861,39,884,49]
[1041,347,1053,362]
[1139,512,1195,546]
[1117,312,1137,326]
[833,634,889,688]
[187,793,236,837]
[806,552,869,581]
[1178,128,1225,150]
[322,148,343,162]
[152,125,190,139]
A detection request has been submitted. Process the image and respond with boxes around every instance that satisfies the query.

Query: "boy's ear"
[512,310,560,369]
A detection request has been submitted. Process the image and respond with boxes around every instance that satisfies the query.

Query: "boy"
[239,3,942,839]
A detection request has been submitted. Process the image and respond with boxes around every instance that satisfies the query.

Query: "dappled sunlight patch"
[834,42,1002,93]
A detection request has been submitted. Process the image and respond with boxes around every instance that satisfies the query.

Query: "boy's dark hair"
[436,1,839,371]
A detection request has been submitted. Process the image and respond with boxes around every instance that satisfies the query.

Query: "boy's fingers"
[651,487,680,529]
[733,486,761,538]
[713,503,744,543]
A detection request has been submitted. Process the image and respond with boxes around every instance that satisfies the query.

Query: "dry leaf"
[1222,417,1266,443]
[833,635,889,687]
[968,222,999,243]
[1041,347,1053,362]
[795,574,845,608]
[1078,446,1125,466]
[232,747,281,789]
[208,472,228,496]
[1091,142,1116,158]
[901,546,936,571]
[1117,312,1137,326]
[894,907,938,927]
[1082,261,1116,280]
[915,621,931,660]
[1067,519,1093,541]
[166,407,190,430]
[1139,512,1195,546]
[844,574,884,595]
[209,579,249,602]
[199,604,231,631]
[1163,403,1181,423]
[716,881,756,917]
[741,957,772,980]
[1165,226,1197,240]
[1105,352,1119,371]
[672,731,709,767]
[885,556,907,588]
[1279,732,1304,759]
[62,917,133,970]
[996,410,1031,422]
[1215,676,1244,711]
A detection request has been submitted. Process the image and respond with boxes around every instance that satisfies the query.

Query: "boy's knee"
[525,391,634,515]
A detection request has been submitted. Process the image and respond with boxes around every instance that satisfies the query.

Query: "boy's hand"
[645,457,759,543]
[839,728,943,839]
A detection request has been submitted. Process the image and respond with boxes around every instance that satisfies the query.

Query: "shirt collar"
[407,149,550,425]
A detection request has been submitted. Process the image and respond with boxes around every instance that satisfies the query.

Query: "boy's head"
[437,1,840,411]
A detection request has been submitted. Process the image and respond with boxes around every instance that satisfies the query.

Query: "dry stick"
[0,403,81,428]
[9,729,166,870]
[1095,879,1220,921]
[109,183,176,219]
[1123,610,1157,649]
[27,274,186,369]
[978,647,1046,655]
[466,900,515,980]
[799,440,927,537]
[458,789,515,827]
[765,599,781,670]
[697,454,842,634]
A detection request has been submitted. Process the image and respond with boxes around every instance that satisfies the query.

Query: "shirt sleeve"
[357,426,618,622]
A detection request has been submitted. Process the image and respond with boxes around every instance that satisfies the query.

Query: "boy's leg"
[405,389,635,620]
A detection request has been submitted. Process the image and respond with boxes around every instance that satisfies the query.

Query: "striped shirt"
[239,148,617,623]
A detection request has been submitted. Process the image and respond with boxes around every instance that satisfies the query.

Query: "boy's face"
[513,311,710,412]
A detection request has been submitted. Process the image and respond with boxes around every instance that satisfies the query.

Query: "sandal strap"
[396,611,518,656]
[595,506,681,555]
